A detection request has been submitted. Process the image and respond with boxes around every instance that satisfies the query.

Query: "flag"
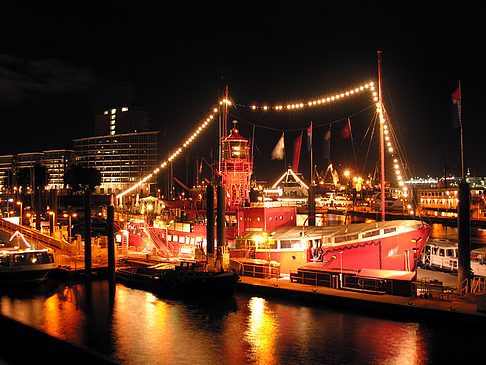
[452,85,461,104]
[271,133,285,160]
[292,132,302,171]
[451,84,461,128]
[307,122,312,151]
[323,128,331,160]
[341,119,351,138]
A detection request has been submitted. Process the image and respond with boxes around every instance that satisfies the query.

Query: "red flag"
[341,119,351,138]
[292,132,302,172]
[452,85,461,104]
[451,84,462,128]
[307,123,312,151]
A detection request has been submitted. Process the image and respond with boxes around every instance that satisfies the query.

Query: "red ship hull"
[230,220,431,274]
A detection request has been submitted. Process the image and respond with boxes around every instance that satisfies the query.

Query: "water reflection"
[1,283,485,364]
[245,297,278,364]
[2,217,486,364]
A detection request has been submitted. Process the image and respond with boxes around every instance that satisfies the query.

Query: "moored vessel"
[116,261,239,298]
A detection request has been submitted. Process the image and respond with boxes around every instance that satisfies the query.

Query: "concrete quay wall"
[237,276,486,326]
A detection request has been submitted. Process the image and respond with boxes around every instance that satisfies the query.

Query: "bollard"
[84,188,92,277]
[206,185,215,257]
[107,205,115,286]
[458,180,471,292]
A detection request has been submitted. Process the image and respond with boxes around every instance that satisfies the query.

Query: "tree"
[64,164,101,192]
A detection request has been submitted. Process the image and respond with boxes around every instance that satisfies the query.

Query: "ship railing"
[458,276,486,295]
[413,279,455,301]
[235,261,280,279]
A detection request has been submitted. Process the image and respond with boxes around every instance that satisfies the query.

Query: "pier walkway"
[237,275,486,326]
[0,218,75,256]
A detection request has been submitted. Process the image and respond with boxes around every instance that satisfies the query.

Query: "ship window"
[179,236,185,244]
[432,247,438,255]
[334,236,347,243]
[280,239,301,249]
[439,249,445,256]
[256,217,261,221]
[446,249,454,257]
[280,216,283,220]
[362,229,380,238]
[269,217,272,221]
[0,256,9,266]
[383,227,396,234]
[13,254,27,264]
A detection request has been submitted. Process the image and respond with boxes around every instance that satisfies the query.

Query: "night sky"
[1,2,482,185]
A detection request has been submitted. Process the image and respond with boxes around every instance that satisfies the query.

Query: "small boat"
[419,238,486,277]
[0,247,57,287]
[116,261,239,298]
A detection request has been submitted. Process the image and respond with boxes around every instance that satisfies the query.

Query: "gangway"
[144,226,174,258]
[0,218,76,256]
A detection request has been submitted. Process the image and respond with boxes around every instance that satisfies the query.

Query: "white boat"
[0,231,57,287]
[419,238,486,277]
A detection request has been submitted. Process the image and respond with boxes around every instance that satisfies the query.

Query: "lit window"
[111,115,116,119]
[104,110,108,115]
[110,120,115,125]
[110,125,115,130]
[110,131,115,135]
[122,107,128,112]
[111,108,116,114]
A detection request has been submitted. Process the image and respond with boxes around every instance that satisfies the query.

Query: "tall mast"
[378,51,386,221]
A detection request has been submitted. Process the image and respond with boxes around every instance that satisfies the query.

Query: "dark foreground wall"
[0,314,116,364]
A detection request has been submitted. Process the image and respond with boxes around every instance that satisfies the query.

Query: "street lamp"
[16,201,23,225]
[339,251,344,288]
[7,198,13,217]
[63,212,78,243]
[146,203,153,224]
[48,211,56,236]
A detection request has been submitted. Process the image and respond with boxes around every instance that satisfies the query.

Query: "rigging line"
[383,106,410,180]
[348,117,358,173]
[230,104,375,132]
[361,112,378,178]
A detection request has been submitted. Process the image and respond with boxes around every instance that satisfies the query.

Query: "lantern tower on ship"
[220,121,253,210]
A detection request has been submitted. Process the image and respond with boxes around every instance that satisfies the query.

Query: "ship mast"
[378,51,385,221]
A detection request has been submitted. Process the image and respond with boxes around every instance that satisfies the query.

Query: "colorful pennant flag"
[271,133,285,160]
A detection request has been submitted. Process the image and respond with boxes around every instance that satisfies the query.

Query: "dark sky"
[0,2,482,185]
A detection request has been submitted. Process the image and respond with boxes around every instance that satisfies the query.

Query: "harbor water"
[1,222,485,364]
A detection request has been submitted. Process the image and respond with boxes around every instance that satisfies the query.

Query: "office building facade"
[73,131,159,195]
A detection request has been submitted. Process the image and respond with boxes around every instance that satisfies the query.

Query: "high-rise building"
[42,150,76,189]
[73,131,159,195]
[0,155,14,189]
[94,106,149,136]
[0,150,75,190]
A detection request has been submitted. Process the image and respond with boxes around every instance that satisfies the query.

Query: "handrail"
[0,218,75,255]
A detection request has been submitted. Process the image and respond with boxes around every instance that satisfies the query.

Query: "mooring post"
[206,184,215,257]
[458,180,471,293]
[216,185,226,262]
[84,188,92,277]
[308,184,316,226]
[107,204,115,286]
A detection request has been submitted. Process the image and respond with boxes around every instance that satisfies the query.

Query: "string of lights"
[116,81,406,199]
[115,101,228,200]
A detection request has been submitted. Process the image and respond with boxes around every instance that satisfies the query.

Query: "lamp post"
[16,201,23,225]
[7,198,13,217]
[146,203,153,225]
[63,212,78,243]
[48,211,56,236]
[339,251,344,288]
